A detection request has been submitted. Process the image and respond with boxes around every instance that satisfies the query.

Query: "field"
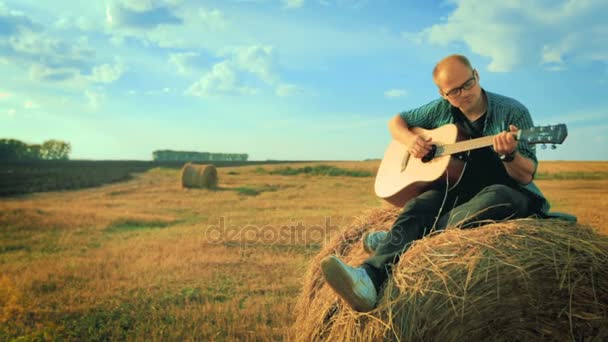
[1,160,607,340]
[0,160,315,196]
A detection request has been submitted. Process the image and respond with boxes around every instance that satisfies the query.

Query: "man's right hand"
[388,115,433,159]
[407,135,433,159]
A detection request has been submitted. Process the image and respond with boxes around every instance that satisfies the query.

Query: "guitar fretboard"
[439,135,501,156]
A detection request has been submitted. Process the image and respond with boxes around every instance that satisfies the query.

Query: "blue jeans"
[362,184,538,290]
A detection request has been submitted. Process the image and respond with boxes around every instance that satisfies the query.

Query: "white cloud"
[101,0,405,71]
[198,8,227,30]
[187,44,297,98]
[0,10,96,85]
[384,89,407,99]
[317,0,368,8]
[3,108,17,117]
[169,52,200,74]
[106,4,113,24]
[230,45,277,84]
[143,87,172,95]
[122,0,158,12]
[401,31,423,45]
[186,61,258,97]
[275,83,299,97]
[410,0,608,72]
[106,5,230,50]
[9,30,59,55]
[55,15,99,31]
[89,61,126,83]
[5,28,93,70]
[23,100,37,109]
[29,64,83,83]
[283,0,304,9]
[106,1,182,29]
[84,89,106,109]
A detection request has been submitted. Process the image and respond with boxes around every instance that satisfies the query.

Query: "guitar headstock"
[517,124,568,145]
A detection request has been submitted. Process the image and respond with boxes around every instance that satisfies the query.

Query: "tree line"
[0,139,71,161]
[153,150,248,162]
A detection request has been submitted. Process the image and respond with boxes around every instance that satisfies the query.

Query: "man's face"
[434,63,482,113]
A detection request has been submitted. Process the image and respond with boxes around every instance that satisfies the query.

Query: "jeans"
[362,184,537,290]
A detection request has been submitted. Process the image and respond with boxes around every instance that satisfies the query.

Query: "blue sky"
[0,0,606,160]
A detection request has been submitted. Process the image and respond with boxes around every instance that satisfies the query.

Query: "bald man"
[321,54,549,312]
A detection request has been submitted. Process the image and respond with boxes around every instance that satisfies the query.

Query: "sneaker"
[362,231,388,254]
[321,255,377,312]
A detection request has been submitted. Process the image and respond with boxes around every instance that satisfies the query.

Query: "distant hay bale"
[180,163,218,189]
[293,207,608,341]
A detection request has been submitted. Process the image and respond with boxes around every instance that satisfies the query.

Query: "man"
[321,54,548,312]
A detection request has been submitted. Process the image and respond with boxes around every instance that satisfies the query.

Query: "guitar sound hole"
[421,145,437,163]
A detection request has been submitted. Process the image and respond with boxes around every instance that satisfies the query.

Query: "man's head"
[433,54,483,114]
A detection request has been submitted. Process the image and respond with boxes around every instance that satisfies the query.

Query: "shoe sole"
[321,255,374,312]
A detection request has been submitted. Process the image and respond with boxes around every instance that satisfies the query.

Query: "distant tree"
[152,150,247,162]
[0,139,28,160]
[25,144,42,160]
[41,139,71,160]
[0,138,71,160]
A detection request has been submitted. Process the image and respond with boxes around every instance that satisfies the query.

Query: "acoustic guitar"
[374,123,568,207]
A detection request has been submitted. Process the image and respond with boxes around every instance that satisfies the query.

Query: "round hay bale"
[180,163,218,189]
[293,207,608,341]
[180,162,199,188]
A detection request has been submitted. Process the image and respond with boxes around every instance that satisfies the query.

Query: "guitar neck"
[441,133,515,156]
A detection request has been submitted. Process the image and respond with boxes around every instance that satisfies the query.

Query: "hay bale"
[180,163,218,189]
[293,207,608,341]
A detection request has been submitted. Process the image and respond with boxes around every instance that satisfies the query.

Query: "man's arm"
[388,114,432,159]
[494,124,535,184]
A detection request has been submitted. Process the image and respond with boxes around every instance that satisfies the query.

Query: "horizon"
[1,1,607,161]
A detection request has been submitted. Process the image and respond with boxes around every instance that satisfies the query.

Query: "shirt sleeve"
[399,98,447,129]
[511,106,539,172]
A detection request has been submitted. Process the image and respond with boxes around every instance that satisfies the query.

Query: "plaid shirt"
[399,89,550,213]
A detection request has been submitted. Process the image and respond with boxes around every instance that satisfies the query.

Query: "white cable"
[431,157,468,232]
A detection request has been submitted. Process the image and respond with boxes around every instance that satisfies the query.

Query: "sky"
[0,0,607,161]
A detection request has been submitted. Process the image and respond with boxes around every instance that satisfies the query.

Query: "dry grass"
[536,161,608,174]
[294,209,608,341]
[0,161,606,340]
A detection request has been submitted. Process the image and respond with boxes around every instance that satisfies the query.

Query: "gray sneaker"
[362,231,388,254]
[321,255,377,312]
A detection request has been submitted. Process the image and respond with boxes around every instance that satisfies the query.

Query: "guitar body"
[374,122,568,208]
[374,124,466,208]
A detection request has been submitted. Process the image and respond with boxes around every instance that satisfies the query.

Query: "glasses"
[442,76,476,98]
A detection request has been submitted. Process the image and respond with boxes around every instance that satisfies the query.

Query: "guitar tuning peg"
[541,144,547,150]
[551,144,556,150]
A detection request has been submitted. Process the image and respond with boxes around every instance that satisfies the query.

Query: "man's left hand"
[494,124,518,155]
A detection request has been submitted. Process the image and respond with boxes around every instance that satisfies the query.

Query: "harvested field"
[0,161,606,340]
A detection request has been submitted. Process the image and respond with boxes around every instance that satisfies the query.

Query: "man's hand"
[494,124,519,155]
[408,135,433,159]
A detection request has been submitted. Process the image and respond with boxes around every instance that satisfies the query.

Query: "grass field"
[1,160,607,340]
